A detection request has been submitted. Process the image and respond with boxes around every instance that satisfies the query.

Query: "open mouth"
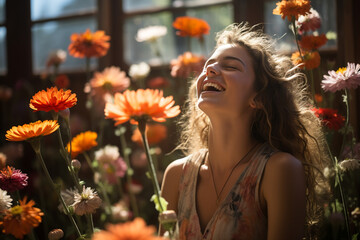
[202,82,225,92]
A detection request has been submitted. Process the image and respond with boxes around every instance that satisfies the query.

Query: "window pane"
[31,0,96,21]
[123,0,171,12]
[0,0,5,24]
[0,27,6,74]
[124,4,233,65]
[186,4,233,56]
[32,17,97,73]
[124,12,177,65]
[264,0,337,52]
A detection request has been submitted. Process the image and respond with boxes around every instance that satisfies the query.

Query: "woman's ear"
[249,94,257,109]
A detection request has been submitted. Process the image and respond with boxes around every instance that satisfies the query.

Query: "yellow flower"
[67,131,98,158]
[5,120,59,142]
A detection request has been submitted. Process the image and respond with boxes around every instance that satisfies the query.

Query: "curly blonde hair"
[177,22,330,236]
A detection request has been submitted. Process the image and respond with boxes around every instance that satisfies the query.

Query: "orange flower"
[54,74,70,89]
[273,0,311,21]
[173,16,210,38]
[92,217,162,240]
[291,50,321,70]
[67,131,98,158]
[132,124,168,146]
[30,87,77,112]
[105,89,181,125]
[68,29,110,58]
[170,52,206,78]
[5,120,59,142]
[299,34,327,50]
[0,197,43,239]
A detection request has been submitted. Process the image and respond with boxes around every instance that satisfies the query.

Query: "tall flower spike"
[30,87,77,112]
[105,89,181,125]
[5,120,59,142]
[68,29,110,58]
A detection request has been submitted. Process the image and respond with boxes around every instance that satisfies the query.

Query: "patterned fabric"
[177,143,276,240]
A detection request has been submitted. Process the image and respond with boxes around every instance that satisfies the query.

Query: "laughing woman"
[161,22,329,240]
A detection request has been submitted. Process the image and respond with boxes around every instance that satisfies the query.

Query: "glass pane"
[0,27,6,74]
[124,4,233,65]
[0,0,5,24]
[123,0,170,12]
[32,17,97,73]
[31,0,96,21]
[186,4,233,56]
[264,0,337,52]
[124,12,176,65]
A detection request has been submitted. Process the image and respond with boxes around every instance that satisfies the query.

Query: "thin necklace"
[208,143,258,206]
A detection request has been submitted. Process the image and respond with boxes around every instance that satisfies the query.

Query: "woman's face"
[196,43,257,118]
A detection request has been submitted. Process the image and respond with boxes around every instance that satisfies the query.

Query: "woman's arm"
[161,158,186,213]
[262,152,306,240]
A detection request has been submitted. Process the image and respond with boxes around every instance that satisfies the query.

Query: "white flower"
[94,145,120,163]
[136,25,167,42]
[0,189,12,212]
[46,49,67,67]
[58,188,77,213]
[72,186,102,216]
[128,62,150,81]
[338,159,360,171]
[111,200,131,221]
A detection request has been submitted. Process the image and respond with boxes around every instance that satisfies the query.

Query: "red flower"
[299,34,327,50]
[0,166,28,192]
[312,108,345,130]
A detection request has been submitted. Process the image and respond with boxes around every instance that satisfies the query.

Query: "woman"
[161,23,328,240]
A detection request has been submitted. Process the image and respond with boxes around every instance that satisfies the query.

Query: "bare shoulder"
[161,156,189,212]
[266,151,304,173]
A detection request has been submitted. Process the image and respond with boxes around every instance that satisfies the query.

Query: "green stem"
[33,148,82,237]
[56,128,82,192]
[86,213,94,234]
[83,151,96,174]
[339,89,350,157]
[291,19,303,61]
[119,128,139,217]
[138,120,164,213]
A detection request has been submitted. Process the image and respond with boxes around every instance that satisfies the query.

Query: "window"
[123,0,234,65]
[0,0,6,74]
[31,0,97,74]
[264,0,337,52]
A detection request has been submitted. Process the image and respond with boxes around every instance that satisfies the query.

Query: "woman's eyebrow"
[223,56,246,67]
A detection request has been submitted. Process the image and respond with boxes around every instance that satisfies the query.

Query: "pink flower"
[0,166,28,192]
[321,63,360,92]
[102,158,127,184]
[296,8,321,34]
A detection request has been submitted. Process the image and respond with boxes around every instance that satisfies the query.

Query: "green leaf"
[150,194,168,213]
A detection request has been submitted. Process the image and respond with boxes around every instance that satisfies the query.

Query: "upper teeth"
[202,82,225,92]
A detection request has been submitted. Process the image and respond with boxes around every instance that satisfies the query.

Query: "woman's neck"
[207,116,258,173]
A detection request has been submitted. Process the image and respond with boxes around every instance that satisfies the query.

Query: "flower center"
[102,81,113,91]
[81,193,89,200]
[10,205,23,216]
[336,67,346,74]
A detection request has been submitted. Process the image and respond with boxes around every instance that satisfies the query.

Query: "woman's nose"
[206,63,219,76]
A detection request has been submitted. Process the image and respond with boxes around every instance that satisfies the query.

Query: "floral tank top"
[177,143,276,240]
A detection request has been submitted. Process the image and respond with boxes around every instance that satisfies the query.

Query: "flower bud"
[48,228,64,240]
[71,159,81,171]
